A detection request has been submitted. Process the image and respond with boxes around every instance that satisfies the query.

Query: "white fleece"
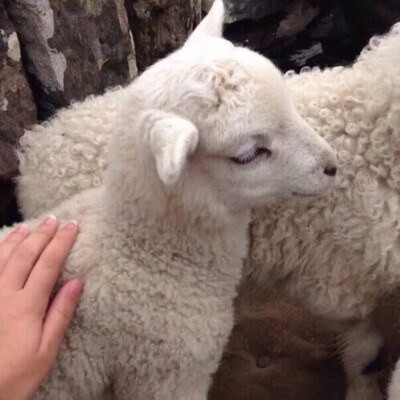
[9,2,337,398]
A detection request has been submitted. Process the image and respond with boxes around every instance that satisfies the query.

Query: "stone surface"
[210,287,400,400]
[202,0,214,13]
[224,0,400,72]
[0,1,36,168]
[209,289,346,400]
[125,0,202,71]
[223,0,291,23]
[4,0,137,120]
[0,0,35,226]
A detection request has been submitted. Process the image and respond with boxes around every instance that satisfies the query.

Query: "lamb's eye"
[230,148,271,165]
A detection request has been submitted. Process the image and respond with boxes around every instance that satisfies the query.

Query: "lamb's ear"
[149,115,199,186]
[185,0,224,45]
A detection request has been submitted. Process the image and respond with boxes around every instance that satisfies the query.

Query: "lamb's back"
[247,25,400,322]
[17,87,127,219]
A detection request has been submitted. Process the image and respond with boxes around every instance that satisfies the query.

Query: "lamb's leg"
[388,359,400,400]
[341,319,383,400]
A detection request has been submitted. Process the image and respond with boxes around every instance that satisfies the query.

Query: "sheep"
[17,12,400,400]
[7,1,337,399]
[246,23,400,400]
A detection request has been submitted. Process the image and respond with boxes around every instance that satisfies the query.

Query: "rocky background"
[1,0,400,227]
[0,0,202,226]
[1,1,400,398]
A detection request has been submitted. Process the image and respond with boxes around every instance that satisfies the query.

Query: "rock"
[276,0,320,40]
[0,0,36,164]
[202,0,214,13]
[4,0,137,120]
[125,0,202,71]
[0,0,35,226]
[224,0,400,72]
[210,289,345,400]
[223,0,291,23]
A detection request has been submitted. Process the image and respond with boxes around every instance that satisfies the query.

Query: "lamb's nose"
[324,166,337,177]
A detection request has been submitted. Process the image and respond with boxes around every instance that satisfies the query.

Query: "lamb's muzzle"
[324,166,337,176]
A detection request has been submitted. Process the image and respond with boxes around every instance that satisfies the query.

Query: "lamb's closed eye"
[230,147,271,165]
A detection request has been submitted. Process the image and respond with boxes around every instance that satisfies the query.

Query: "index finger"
[0,225,30,275]
[24,221,78,306]
[0,216,59,289]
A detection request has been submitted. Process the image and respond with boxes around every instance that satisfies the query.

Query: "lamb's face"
[139,41,337,212]
[123,0,337,214]
[184,45,338,210]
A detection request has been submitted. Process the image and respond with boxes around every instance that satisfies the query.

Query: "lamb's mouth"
[292,191,319,198]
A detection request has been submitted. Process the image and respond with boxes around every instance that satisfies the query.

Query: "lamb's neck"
[106,191,250,278]
[105,143,250,276]
[128,205,247,256]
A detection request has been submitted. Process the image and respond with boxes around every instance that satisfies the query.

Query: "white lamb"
[6,1,337,399]
[17,8,400,400]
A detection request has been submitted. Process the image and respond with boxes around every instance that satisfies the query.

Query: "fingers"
[40,279,82,358]
[25,221,78,302]
[0,216,59,290]
[0,225,30,275]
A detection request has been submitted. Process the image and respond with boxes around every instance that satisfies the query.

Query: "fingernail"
[67,279,82,298]
[14,224,28,234]
[61,220,78,230]
[3,224,28,241]
[42,215,57,226]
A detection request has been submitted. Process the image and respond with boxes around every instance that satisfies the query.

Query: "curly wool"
[248,23,400,322]
[17,87,122,218]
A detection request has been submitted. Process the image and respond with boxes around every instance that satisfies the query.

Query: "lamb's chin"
[292,183,334,199]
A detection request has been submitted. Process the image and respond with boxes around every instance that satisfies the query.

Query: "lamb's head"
[107,0,337,220]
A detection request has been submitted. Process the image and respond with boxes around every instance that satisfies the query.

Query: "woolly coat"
[247,24,400,323]
[18,24,400,326]
[6,51,253,399]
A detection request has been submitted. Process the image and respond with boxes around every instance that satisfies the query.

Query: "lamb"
[17,9,400,400]
[6,1,338,399]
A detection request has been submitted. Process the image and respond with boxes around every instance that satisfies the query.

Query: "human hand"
[0,216,82,400]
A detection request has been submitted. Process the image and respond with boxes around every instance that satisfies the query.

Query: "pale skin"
[0,216,82,400]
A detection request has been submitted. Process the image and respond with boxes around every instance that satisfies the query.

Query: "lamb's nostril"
[324,166,337,177]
